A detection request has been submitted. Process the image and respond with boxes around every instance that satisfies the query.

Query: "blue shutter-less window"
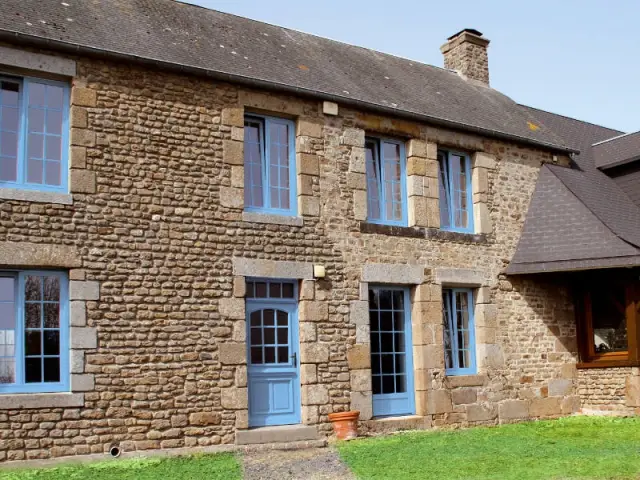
[443,288,477,375]
[365,137,407,226]
[243,115,297,216]
[0,77,69,193]
[438,150,474,233]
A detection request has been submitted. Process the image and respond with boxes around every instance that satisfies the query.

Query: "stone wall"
[577,367,640,415]
[0,43,608,463]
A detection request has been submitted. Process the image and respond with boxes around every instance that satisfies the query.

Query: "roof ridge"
[175,0,453,76]
[546,164,640,250]
[592,130,640,146]
[519,104,624,135]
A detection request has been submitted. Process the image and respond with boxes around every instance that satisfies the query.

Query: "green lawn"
[0,452,241,480]
[338,416,640,480]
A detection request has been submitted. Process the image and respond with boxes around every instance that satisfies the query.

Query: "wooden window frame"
[576,278,640,369]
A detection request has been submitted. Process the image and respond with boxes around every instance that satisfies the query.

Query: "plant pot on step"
[328,410,360,440]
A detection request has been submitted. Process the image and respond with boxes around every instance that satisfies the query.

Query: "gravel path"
[242,447,355,480]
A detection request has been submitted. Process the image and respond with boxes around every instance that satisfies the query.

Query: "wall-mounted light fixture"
[313,265,326,279]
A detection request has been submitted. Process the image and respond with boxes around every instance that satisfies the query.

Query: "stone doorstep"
[363,415,431,434]
[0,438,327,471]
[236,424,321,445]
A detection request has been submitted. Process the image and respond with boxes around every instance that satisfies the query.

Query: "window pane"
[277,346,288,363]
[45,136,62,161]
[250,310,261,327]
[277,328,287,344]
[46,109,63,135]
[372,375,381,395]
[250,327,262,345]
[0,155,17,182]
[281,282,294,298]
[365,139,381,221]
[591,285,627,353]
[43,331,60,355]
[44,276,60,302]
[27,158,43,184]
[250,347,262,364]
[28,133,44,159]
[45,161,61,186]
[47,86,64,109]
[25,276,42,301]
[264,327,275,345]
[454,154,469,229]
[267,121,290,210]
[438,152,451,228]
[0,277,15,303]
[44,303,60,328]
[1,81,20,106]
[43,357,60,383]
[29,109,45,133]
[25,331,41,355]
[269,282,281,298]
[382,142,402,222]
[25,303,41,329]
[277,310,288,326]
[243,119,264,208]
[25,358,42,383]
[395,374,407,393]
[382,375,395,394]
[264,346,275,363]
[28,83,46,107]
[0,131,17,157]
[263,309,274,326]
[1,105,18,131]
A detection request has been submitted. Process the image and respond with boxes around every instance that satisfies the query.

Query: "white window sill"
[0,188,73,205]
[0,392,84,409]
[242,211,303,226]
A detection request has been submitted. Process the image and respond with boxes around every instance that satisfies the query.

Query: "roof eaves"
[0,29,578,155]
[506,254,640,275]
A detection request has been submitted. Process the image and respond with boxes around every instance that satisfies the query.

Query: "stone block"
[300,343,329,363]
[407,139,427,158]
[341,128,365,147]
[408,195,428,228]
[221,107,244,127]
[347,344,371,369]
[71,87,97,107]
[414,369,430,392]
[297,153,320,176]
[426,198,440,228]
[221,388,248,409]
[356,324,369,343]
[70,327,97,349]
[555,337,577,354]
[70,146,86,169]
[299,301,328,321]
[560,363,577,379]
[219,297,245,320]
[414,344,444,370]
[70,350,84,374]
[476,326,496,344]
[548,379,573,397]
[351,391,372,420]
[70,128,95,147]
[350,300,369,326]
[446,375,486,388]
[349,147,366,173]
[499,400,529,420]
[475,304,497,327]
[231,126,244,141]
[232,320,246,342]
[426,142,438,160]
[70,106,88,128]
[300,322,317,342]
[413,283,432,303]
[71,374,94,392]
[0,45,77,77]
[476,344,504,368]
[219,187,244,209]
[189,412,222,425]
[466,404,497,421]
[301,364,317,384]
[530,397,562,417]
[297,174,314,196]
[230,166,244,188]
[300,280,315,300]
[473,202,492,234]
[353,190,368,220]
[235,366,247,387]
[302,405,319,424]
[70,169,96,194]
[627,375,640,407]
[322,101,338,115]
[223,140,243,165]
[413,301,443,325]
[472,166,489,194]
[425,158,439,177]
[407,157,427,177]
[452,388,477,405]
[302,384,329,405]
[218,343,246,365]
[348,172,367,191]
[70,301,86,327]
[362,263,425,285]
[351,369,371,392]
[232,258,313,280]
[232,276,246,298]
[475,286,492,304]
[427,390,453,414]
[297,119,323,138]
[424,176,439,199]
[473,152,497,170]
[236,410,249,429]
[299,196,320,216]
[412,322,441,346]
[434,267,485,287]
[561,395,581,414]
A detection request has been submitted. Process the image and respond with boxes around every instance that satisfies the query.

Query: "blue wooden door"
[369,287,415,417]
[246,280,300,427]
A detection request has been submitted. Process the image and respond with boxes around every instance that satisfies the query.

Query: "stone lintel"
[0,188,73,205]
[0,45,76,77]
[434,267,485,287]
[0,393,84,409]
[232,258,313,280]
[0,241,81,268]
[362,263,425,285]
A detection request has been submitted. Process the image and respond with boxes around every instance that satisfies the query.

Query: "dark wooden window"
[576,271,640,368]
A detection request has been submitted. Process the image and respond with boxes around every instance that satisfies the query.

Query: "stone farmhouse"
[0,0,638,462]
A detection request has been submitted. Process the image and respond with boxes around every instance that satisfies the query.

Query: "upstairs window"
[438,150,473,233]
[365,137,407,226]
[0,76,69,193]
[0,271,69,394]
[243,115,296,216]
[442,288,476,375]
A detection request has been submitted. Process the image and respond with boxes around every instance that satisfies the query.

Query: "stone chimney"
[441,29,490,86]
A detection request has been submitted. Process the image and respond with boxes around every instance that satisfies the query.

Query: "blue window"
[442,288,476,375]
[438,150,473,233]
[365,137,407,226]
[243,115,297,216]
[0,271,69,393]
[0,76,70,193]
[369,286,415,417]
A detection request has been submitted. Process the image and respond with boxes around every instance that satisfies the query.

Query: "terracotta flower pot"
[328,410,360,440]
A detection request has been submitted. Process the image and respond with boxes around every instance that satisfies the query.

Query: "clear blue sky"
[185,0,638,133]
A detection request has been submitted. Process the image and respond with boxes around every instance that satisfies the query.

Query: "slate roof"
[0,0,573,152]
[508,106,640,274]
[592,131,640,169]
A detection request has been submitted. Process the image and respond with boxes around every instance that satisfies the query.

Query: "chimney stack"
[441,29,490,86]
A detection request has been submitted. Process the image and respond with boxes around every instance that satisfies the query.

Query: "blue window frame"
[365,137,407,226]
[0,75,70,193]
[0,271,69,394]
[243,114,297,216]
[438,150,474,233]
[369,286,415,417]
[442,288,476,375]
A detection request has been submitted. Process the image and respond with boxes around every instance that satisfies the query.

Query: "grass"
[338,416,640,480]
[0,452,241,480]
